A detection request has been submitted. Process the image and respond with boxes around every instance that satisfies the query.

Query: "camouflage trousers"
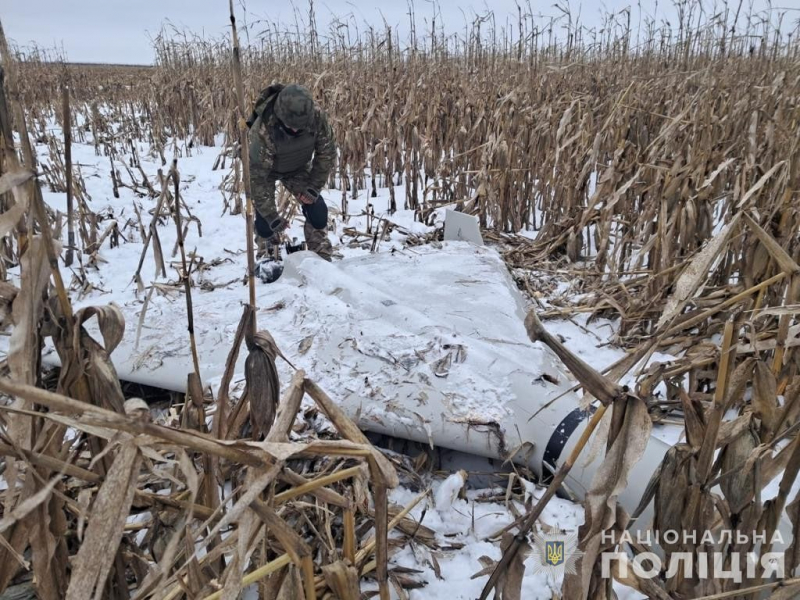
[253,169,332,261]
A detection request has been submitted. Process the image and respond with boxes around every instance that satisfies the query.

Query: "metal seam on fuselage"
[541,404,597,483]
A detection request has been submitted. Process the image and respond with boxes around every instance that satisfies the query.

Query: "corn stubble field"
[1,3,800,599]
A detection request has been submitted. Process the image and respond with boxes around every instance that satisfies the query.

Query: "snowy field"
[16,128,660,599]
[19,122,799,599]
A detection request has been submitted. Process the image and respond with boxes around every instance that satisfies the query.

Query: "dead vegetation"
[0,17,426,600]
[0,1,799,599]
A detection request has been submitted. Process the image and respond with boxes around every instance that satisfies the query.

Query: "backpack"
[246,83,284,129]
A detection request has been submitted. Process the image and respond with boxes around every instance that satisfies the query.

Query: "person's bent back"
[247,83,336,261]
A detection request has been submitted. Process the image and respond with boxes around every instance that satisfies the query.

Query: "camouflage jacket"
[248,84,337,194]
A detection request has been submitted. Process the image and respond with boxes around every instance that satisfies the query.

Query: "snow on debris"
[14,127,653,599]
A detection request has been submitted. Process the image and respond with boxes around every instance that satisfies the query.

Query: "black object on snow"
[256,259,284,284]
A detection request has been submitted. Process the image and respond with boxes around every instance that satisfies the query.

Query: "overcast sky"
[4,0,799,64]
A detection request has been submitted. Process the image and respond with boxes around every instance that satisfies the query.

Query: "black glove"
[255,212,289,240]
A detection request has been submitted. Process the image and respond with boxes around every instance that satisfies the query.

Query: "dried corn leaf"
[723,357,756,411]
[775,377,800,436]
[249,500,309,563]
[0,377,289,469]
[0,472,62,535]
[563,396,652,599]
[54,303,126,414]
[303,379,399,487]
[275,564,303,600]
[720,427,758,514]
[66,438,142,600]
[717,414,754,446]
[768,583,800,600]
[76,489,92,542]
[322,560,360,599]
[73,304,126,356]
[656,214,740,330]
[759,434,800,554]
[0,176,33,239]
[653,445,693,553]
[267,370,306,443]
[754,361,780,441]
[0,168,34,196]
[30,483,68,600]
[580,405,612,468]
[190,464,281,561]
[743,212,800,275]
[8,237,52,387]
[736,161,787,208]
[0,280,19,328]
[220,509,261,600]
[679,388,705,450]
[787,493,800,574]
[752,306,800,319]
[608,553,672,600]
[699,158,736,190]
[5,237,54,508]
[495,532,530,600]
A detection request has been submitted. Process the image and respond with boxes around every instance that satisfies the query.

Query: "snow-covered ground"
[17,127,655,598]
[8,100,796,597]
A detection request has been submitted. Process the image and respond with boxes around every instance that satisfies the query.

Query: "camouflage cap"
[274,84,314,131]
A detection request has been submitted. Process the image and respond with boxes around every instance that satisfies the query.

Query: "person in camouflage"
[247,83,336,261]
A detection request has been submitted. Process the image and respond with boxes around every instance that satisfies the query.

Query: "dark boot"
[304,220,333,261]
[302,196,333,261]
